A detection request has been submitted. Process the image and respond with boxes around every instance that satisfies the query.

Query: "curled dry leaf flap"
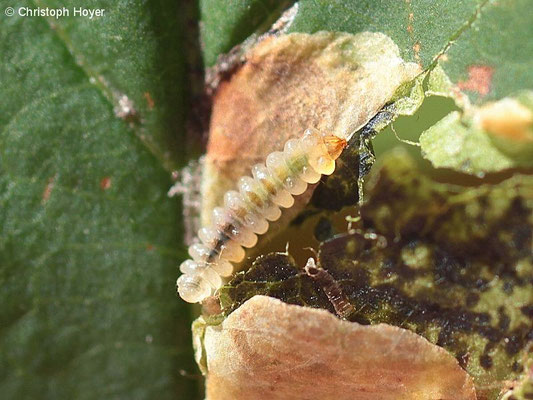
[203,295,476,400]
[202,31,421,226]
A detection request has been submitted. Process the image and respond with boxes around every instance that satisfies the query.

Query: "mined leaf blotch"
[220,151,533,397]
[203,31,420,228]
[202,296,476,400]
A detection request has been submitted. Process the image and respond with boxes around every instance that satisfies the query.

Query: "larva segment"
[251,164,295,208]
[177,129,347,303]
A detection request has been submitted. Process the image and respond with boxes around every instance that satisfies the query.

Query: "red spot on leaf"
[407,13,414,34]
[146,244,154,251]
[457,65,494,96]
[42,176,56,204]
[144,92,155,110]
[412,41,421,65]
[100,177,111,190]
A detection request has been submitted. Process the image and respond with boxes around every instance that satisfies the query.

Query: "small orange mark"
[144,92,155,110]
[439,54,449,62]
[407,13,414,34]
[42,176,55,204]
[457,65,494,96]
[100,177,111,190]
[146,244,154,251]
[413,41,421,64]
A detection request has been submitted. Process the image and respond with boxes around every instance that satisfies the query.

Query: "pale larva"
[177,128,347,303]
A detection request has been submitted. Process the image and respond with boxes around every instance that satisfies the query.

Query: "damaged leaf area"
[201,295,476,400]
[193,4,533,399]
[201,31,420,227]
[248,0,532,178]
[218,151,533,398]
[419,92,533,175]
[500,354,533,399]
[288,0,533,104]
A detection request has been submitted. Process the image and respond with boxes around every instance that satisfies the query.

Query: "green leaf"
[28,0,187,171]
[441,0,533,104]
[0,1,199,399]
[419,92,533,175]
[289,0,480,68]
[200,0,293,67]
[419,111,516,175]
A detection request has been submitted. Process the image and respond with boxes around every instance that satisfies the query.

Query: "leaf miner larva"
[177,128,347,303]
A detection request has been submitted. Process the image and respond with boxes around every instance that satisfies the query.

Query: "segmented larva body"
[177,129,347,303]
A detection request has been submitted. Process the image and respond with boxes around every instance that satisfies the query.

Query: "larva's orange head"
[302,129,347,175]
[323,135,347,160]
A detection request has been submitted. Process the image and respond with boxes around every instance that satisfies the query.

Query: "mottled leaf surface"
[221,151,533,399]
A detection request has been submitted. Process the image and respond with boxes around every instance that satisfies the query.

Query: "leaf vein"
[30,0,175,172]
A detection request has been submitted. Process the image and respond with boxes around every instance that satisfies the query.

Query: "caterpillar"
[177,128,347,303]
[304,257,355,320]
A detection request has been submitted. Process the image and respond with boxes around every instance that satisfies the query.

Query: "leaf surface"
[0,1,199,398]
